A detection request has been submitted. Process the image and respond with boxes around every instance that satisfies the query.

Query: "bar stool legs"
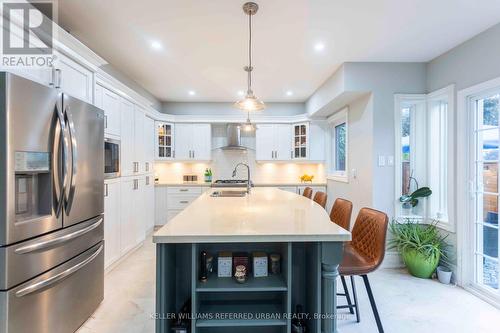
[361,274,384,333]
[337,275,383,332]
[350,276,360,323]
[340,276,354,314]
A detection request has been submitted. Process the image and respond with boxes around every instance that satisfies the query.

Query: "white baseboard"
[381,251,405,269]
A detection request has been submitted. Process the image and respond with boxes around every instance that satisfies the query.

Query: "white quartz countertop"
[153,187,351,244]
[154,182,327,187]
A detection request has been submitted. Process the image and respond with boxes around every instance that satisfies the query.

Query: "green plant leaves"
[411,187,432,199]
[388,219,449,262]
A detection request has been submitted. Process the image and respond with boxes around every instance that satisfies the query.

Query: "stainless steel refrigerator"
[0,73,104,333]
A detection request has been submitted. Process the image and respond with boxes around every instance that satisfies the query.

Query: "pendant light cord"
[247,12,252,93]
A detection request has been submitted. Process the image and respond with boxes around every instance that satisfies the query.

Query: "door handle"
[291,150,293,159]
[104,183,108,197]
[104,115,108,129]
[173,150,175,158]
[145,162,149,172]
[146,176,150,185]
[15,244,103,297]
[64,105,77,214]
[55,68,62,89]
[14,217,103,255]
[179,200,189,204]
[179,188,188,192]
[52,103,66,218]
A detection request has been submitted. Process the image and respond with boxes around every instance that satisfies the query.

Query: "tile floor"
[78,235,500,333]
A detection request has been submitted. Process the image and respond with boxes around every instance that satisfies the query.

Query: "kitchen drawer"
[0,242,104,333]
[167,186,202,195]
[167,195,199,210]
[0,215,103,290]
[167,210,182,222]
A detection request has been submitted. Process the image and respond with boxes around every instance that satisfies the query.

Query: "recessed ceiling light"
[188,90,196,96]
[314,42,325,52]
[151,41,162,50]
[286,91,293,96]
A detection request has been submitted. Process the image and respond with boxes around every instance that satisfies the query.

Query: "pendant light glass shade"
[234,91,265,112]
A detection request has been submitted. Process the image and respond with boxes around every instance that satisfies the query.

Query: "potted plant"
[399,173,432,215]
[389,219,449,279]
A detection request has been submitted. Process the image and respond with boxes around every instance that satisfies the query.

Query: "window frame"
[327,107,349,183]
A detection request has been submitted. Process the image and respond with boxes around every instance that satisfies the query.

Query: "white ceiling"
[58,0,500,103]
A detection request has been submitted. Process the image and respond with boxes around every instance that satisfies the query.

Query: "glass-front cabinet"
[156,122,174,160]
[293,123,309,159]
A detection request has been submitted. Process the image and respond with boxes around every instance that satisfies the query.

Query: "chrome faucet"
[232,163,252,193]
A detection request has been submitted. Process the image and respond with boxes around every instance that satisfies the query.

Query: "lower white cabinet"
[144,174,155,233]
[154,185,207,225]
[104,179,121,268]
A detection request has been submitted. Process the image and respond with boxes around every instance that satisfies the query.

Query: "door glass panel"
[473,92,500,293]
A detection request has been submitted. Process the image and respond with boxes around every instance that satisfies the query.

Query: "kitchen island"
[153,188,351,333]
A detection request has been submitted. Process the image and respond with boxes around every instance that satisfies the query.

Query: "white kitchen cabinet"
[144,117,155,173]
[297,185,327,196]
[156,122,175,160]
[144,174,155,233]
[104,179,121,268]
[120,98,135,177]
[256,124,292,161]
[120,177,145,255]
[134,106,145,174]
[292,123,308,159]
[174,123,211,161]
[53,52,93,103]
[155,186,168,226]
[95,84,121,137]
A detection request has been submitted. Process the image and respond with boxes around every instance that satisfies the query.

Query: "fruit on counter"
[300,174,314,182]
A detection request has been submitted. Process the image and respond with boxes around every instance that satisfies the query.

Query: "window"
[328,108,348,182]
[335,123,346,171]
[395,85,454,229]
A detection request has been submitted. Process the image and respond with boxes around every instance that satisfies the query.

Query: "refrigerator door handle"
[15,244,103,297]
[64,106,78,214]
[14,217,103,254]
[53,103,66,218]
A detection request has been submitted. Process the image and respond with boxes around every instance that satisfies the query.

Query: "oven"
[104,138,120,179]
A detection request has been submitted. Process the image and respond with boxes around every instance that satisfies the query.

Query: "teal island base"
[155,241,344,333]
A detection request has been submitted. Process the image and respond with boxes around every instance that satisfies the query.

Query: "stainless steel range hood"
[221,124,247,150]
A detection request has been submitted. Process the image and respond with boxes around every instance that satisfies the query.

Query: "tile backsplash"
[154,148,326,183]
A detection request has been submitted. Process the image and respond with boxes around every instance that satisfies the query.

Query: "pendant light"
[234,2,265,114]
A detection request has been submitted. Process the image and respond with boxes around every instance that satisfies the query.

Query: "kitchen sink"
[210,190,247,197]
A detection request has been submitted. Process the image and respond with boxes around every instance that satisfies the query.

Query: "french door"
[469,89,500,299]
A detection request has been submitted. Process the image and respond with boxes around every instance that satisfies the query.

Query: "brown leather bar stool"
[338,208,388,333]
[329,199,355,318]
[302,187,313,199]
[329,198,353,230]
[312,191,327,208]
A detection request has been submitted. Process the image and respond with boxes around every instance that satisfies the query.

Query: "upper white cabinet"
[53,52,93,103]
[174,123,211,161]
[134,106,145,174]
[94,84,121,137]
[256,124,292,161]
[144,117,155,173]
[120,98,135,176]
[292,123,309,159]
[156,122,175,160]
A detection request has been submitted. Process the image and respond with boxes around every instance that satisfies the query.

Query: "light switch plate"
[378,155,386,167]
[387,155,394,166]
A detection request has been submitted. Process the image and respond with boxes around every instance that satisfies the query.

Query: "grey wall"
[343,63,427,217]
[427,23,500,92]
[327,94,374,227]
[162,102,305,116]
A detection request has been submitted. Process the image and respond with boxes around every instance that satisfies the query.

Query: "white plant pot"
[437,266,452,284]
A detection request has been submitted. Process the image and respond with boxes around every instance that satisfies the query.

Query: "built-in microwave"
[104,138,120,179]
